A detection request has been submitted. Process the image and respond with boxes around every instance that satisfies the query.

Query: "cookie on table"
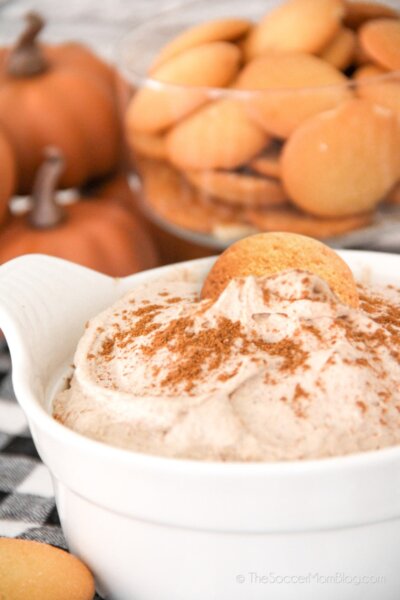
[201,231,360,307]
[243,0,344,60]
[185,169,287,207]
[236,53,351,138]
[0,538,95,600]
[166,99,269,170]
[247,205,373,238]
[319,27,357,70]
[126,42,241,134]
[281,98,400,217]
[344,1,398,29]
[151,18,252,69]
[359,18,400,71]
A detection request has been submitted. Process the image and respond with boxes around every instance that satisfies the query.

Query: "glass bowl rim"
[116,0,400,96]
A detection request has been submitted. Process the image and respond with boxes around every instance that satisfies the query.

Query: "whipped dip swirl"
[53,270,400,461]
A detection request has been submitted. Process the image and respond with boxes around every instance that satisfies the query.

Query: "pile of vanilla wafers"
[125,0,400,242]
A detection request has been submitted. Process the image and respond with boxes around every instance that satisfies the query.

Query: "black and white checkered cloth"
[0,341,104,599]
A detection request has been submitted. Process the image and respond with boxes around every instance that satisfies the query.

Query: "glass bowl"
[117,0,400,250]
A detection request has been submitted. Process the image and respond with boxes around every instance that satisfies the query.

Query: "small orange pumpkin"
[0,148,159,276]
[0,128,15,224]
[0,13,122,194]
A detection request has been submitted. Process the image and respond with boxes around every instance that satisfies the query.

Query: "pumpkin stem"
[29,147,66,229]
[7,12,48,77]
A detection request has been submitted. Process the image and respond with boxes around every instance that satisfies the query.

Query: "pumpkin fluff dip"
[53,233,400,462]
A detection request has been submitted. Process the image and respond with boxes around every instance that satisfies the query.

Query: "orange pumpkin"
[0,148,159,276]
[0,128,15,224]
[0,13,122,194]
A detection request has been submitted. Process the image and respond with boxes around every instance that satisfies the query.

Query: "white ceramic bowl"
[1,251,400,600]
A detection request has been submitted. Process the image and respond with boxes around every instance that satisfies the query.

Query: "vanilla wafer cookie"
[356,67,400,120]
[128,131,167,160]
[166,99,269,170]
[201,231,359,306]
[360,18,400,71]
[237,53,351,138]
[138,158,242,233]
[244,0,344,60]
[320,27,357,70]
[249,146,282,179]
[247,205,373,238]
[126,42,241,133]
[0,538,95,600]
[152,18,251,69]
[281,98,400,217]
[186,169,287,207]
[344,1,398,29]
[353,63,387,79]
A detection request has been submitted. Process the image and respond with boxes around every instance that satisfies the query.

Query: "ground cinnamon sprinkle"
[132,304,164,317]
[142,316,245,392]
[140,313,309,391]
[303,322,323,341]
[263,289,271,304]
[94,304,163,361]
[140,315,195,358]
[218,366,240,382]
[360,292,400,333]
[379,390,391,402]
[97,337,115,360]
[89,291,312,387]
[355,357,369,367]
[87,285,400,395]
[357,400,367,413]
[254,337,309,372]
[293,384,309,400]
[338,317,387,349]
[357,291,400,353]
[291,384,309,418]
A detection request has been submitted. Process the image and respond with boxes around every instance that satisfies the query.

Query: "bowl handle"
[0,255,117,398]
